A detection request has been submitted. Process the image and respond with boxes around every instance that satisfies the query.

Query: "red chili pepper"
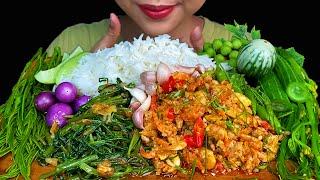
[183,135,196,148]
[215,161,224,172]
[167,107,175,120]
[161,76,176,93]
[260,120,271,130]
[175,79,186,87]
[184,117,205,148]
[193,117,205,148]
[150,95,158,110]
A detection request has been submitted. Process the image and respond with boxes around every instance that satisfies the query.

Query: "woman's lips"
[139,4,175,20]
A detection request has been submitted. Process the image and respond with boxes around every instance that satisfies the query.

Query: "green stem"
[127,129,140,156]
[306,101,320,168]
[79,162,98,176]
[40,155,99,179]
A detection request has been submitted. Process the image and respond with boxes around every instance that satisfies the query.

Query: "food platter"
[0,23,319,179]
[0,154,279,179]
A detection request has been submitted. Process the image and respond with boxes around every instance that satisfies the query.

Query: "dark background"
[1,1,319,104]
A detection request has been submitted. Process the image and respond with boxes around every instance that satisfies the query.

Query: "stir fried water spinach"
[0,48,152,179]
[37,82,153,179]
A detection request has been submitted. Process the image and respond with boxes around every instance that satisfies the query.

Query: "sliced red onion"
[172,65,195,74]
[124,87,147,103]
[140,71,157,85]
[156,62,171,85]
[145,83,157,96]
[132,108,144,129]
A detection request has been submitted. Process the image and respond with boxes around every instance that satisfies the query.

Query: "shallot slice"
[131,95,152,129]
[132,108,144,129]
[192,71,201,78]
[130,97,138,104]
[156,62,171,85]
[139,95,151,111]
[195,64,206,74]
[135,83,146,91]
[140,71,157,85]
[124,87,147,103]
[129,101,141,111]
[145,83,157,96]
[172,65,195,74]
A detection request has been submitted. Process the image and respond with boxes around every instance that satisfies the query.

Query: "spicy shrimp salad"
[136,70,282,175]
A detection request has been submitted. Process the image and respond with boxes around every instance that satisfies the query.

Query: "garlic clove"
[132,108,144,129]
[140,71,157,85]
[156,62,171,85]
[124,87,147,103]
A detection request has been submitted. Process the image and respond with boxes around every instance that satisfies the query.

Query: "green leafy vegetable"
[37,83,152,179]
[284,47,305,67]
[286,82,311,103]
[260,45,319,178]
[250,26,261,40]
[0,47,62,179]
[224,21,261,42]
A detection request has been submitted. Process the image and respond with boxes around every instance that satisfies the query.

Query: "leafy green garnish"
[224,21,249,40]
[285,47,305,67]
[189,159,197,180]
[168,90,185,99]
[250,26,261,40]
[210,98,227,111]
[226,119,233,129]
[224,21,261,41]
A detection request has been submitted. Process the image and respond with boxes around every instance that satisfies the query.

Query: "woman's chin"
[140,25,175,37]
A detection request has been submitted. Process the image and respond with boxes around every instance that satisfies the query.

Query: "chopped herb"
[168,90,185,99]
[210,98,227,111]
[226,120,233,129]
[189,159,197,180]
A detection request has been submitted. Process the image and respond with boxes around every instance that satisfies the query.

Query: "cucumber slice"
[34,46,87,84]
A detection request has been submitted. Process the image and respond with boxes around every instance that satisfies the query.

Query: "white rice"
[60,34,217,97]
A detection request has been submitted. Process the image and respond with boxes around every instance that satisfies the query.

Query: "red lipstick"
[139,4,175,20]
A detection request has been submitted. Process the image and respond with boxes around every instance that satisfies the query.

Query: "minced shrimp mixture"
[139,72,282,175]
